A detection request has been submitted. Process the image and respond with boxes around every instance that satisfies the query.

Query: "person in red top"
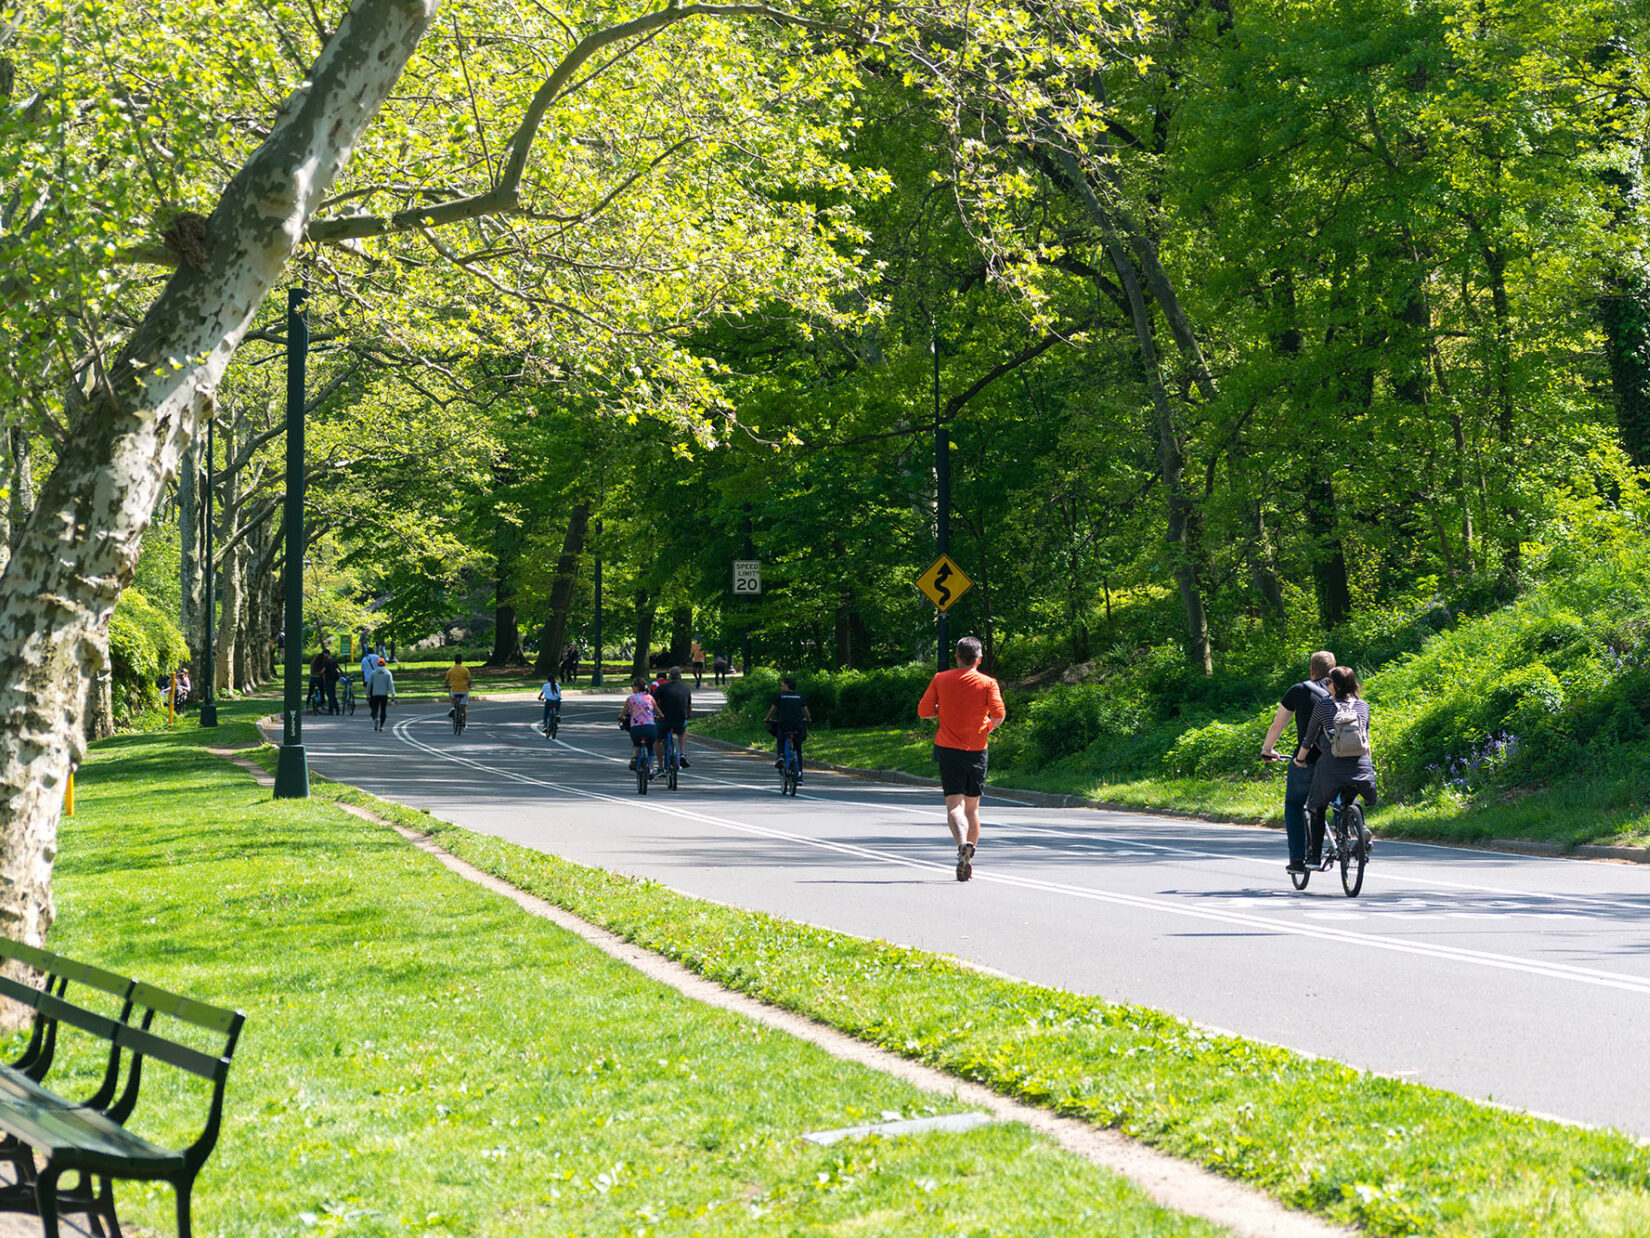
[918,636,1007,882]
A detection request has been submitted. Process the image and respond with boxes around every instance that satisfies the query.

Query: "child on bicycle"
[538,676,562,733]
[1291,665,1377,863]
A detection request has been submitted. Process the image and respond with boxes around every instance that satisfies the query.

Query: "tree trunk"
[178,440,203,665]
[1602,275,1650,467]
[1306,476,1352,627]
[0,1,435,945]
[531,502,590,678]
[83,630,114,744]
[632,592,656,679]
[668,606,692,665]
[486,482,524,667]
[215,542,242,695]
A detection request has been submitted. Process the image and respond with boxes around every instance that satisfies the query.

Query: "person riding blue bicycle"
[650,668,693,773]
[764,677,811,782]
[538,675,562,736]
[1292,665,1377,865]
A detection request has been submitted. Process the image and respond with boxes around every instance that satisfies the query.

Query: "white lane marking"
[464,710,1650,914]
[385,717,1650,998]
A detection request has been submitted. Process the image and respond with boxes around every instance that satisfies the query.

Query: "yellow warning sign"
[914,554,973,612]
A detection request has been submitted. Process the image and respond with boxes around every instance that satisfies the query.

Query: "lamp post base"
[199,702,218,727]
[274,745,310,798]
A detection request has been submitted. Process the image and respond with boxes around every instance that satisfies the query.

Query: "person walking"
[712,651,729,687]
[1260,650,1336,874]
[321,646,342,714]
[689,640,706,688]
[917,637,1007,882]
[366,657,396,731]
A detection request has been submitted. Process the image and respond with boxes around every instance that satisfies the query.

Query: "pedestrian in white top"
[367,658,396,731]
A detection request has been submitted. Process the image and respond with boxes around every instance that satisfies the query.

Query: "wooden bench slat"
[110,1023,227,1083]
[0,1100,181,1171]
[129,983,239,1034]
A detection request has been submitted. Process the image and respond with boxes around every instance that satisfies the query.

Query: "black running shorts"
[934,744,989,798]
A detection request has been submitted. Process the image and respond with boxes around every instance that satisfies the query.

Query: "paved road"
[296,692,1650,1137]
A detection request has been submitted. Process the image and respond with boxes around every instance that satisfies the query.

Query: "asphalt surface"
[296,691,1650,1138]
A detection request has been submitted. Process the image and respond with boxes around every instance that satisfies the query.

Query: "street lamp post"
[274,287,310,798]
[933,327,950,672]
[199,411,218,727]
[591,518,604,687]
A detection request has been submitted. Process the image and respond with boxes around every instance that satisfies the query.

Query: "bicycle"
[1288,788,1371,897]
[657,728,681,791]
[450,695,468,736]
[777,730,802,797]
[306,680,326,715]
[341,674,356,716]
[540,704,560,739]
[632,741,651,795]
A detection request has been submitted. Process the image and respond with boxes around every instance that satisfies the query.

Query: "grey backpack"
[1329,699,1370,758]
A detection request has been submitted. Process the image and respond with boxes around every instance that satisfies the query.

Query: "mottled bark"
[0,0,435,944]
[177,440,203,665]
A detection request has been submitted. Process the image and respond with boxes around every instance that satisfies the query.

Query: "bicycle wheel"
[347,684,356,715]
[1289,867,1311,891]
[636,753,650,795]
[667,760,678,791]
[1339,805,1366,897]
[548,715,558,739]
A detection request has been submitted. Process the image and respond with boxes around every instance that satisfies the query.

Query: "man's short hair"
[669,668,682,681]
[454,654,464,663]
[956,637,983,667]
[781,676,798,690]
[1309,650,1335,679]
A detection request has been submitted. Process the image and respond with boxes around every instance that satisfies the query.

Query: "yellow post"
[167,671,176,726]
[64,772,74,818]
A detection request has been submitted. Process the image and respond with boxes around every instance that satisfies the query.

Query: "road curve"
[295,692,1650,1137]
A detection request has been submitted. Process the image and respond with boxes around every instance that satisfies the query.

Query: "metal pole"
[274,287,310,798]
[741,503,754,676]
[934,328,950,672]
[199,412,218,726]
[591,518,604,687]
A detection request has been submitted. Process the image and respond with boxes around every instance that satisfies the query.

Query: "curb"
[690,735,1650,865]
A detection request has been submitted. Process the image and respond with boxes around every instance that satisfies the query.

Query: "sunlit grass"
[58,702,1227,1237]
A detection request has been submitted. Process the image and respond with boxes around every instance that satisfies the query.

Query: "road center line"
[388,714,1650,998]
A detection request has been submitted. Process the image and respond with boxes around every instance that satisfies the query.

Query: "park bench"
[0,939,245,1237]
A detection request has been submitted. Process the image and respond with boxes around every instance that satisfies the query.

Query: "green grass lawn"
[692,716,1650,849]
[60,702,1228,1237]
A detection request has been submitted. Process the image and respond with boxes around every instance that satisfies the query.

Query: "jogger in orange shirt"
[918,636,1007,882]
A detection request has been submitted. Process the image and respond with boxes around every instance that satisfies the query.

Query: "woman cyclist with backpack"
[1291,666,1377,867]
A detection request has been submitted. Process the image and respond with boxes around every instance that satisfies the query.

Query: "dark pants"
[776,730,804,763]
[370,694,388,725]
[325,677,339,713]
[1284,761,1314,865]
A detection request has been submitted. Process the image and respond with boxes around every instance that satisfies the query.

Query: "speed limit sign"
[732,559,762,595]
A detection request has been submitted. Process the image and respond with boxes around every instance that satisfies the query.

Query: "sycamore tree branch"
[305,3,838,246]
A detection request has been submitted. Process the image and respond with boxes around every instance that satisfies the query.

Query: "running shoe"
[955,843,974,882]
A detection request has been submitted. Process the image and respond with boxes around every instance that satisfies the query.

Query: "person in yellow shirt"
[444,654,474,728]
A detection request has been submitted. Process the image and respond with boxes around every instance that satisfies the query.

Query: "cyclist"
[651,668,693,772]
[1262,650,1335,875]
[366,656,396,731]
[621,677,659,773]
[764,676,811,781]
[538,674,562,735]
[444,654,473,729]
[1292,665,1377,861]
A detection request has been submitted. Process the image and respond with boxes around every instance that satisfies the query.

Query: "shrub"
[1164,713,1273,779]
[832,664,934,728]
[724,668,781,722]
[1019,683,1148,768]
[107,589,189,724]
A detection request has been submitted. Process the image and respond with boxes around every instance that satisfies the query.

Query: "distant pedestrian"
[918,636,1007,882]
[690,639,706,687]
[712,652,729,687]
[321,647,341,714]
[367,657,396,731]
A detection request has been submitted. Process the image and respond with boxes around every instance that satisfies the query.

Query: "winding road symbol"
[915,554,973,612]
